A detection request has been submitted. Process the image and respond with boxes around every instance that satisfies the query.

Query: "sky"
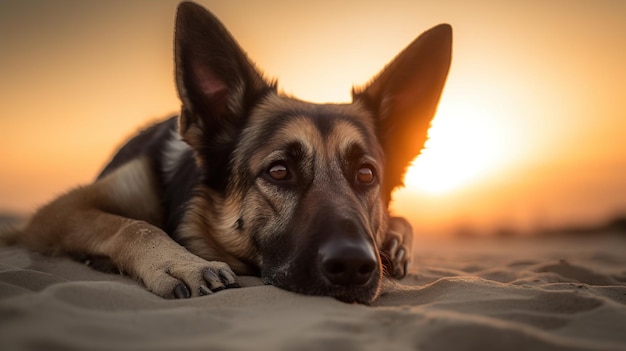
[1,0,625,236]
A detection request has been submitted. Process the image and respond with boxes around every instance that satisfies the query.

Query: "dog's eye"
[356,165,375,185]
[268,162,289,181]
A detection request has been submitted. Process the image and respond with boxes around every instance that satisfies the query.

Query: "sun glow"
[403,97,504,195]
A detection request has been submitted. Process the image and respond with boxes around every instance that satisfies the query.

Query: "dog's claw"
[198,285,213,296]
[380,217,413,280]
[395,248,406,263]
[150,257,239,298]
[199,267,240,293]
[174,284,191,299]
[392,259,408,279]
[384,238,399,254]
[218,269,239,287]
[202,269,223,290]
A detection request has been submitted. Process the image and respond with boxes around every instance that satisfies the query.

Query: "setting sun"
[405,102,497,195]
[403,78,523,196]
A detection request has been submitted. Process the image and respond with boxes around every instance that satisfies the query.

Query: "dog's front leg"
[78,214,239,298]
[52,212,237,298]
[380,216,413,279]
[12,158,238,298]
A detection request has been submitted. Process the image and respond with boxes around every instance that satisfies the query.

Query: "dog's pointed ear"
[353,24,452,203]
[174,1,274,149]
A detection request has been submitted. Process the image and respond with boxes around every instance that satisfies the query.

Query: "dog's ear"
[174,2,274,151]
[353,24,452,204]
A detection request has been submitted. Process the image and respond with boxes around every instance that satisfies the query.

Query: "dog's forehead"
[242,94,380,163]
[253,95,376,140]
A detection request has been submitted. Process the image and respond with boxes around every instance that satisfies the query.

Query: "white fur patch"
[162,130,190,183]
[101,157,161,223]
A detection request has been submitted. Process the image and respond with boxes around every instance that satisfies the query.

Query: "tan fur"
[177,186,260,275]
[13,158,237,297]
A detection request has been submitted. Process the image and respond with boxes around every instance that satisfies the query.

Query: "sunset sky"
[1,0,625,236]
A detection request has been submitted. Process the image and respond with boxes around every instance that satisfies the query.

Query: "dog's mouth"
[256,213,384,304]
[260,255,383,305]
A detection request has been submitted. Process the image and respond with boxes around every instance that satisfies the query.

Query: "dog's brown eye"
[268,163,289,181]
[356,166,375,184]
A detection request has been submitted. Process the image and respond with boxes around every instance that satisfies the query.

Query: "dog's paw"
[380,216,413,279]
[143,254,239,299]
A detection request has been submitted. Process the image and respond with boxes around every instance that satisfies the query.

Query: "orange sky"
[1,0,625,236]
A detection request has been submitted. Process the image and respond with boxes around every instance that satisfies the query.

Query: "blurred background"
[1,0,625,238]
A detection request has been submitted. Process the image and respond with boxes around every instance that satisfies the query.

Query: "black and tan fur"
[3,2,451,304]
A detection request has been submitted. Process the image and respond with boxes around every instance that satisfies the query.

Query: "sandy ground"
[0,234,625,351]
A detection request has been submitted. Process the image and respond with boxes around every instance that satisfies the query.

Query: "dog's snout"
[319,238,377,286]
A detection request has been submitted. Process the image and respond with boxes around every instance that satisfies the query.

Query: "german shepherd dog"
[3,2,451,304]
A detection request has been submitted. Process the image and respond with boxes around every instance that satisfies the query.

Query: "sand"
[1,234,625,351]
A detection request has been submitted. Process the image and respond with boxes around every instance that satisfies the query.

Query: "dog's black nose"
[319,239,378,286]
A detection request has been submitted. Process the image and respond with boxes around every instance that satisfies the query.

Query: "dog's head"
[174,2,451,304]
